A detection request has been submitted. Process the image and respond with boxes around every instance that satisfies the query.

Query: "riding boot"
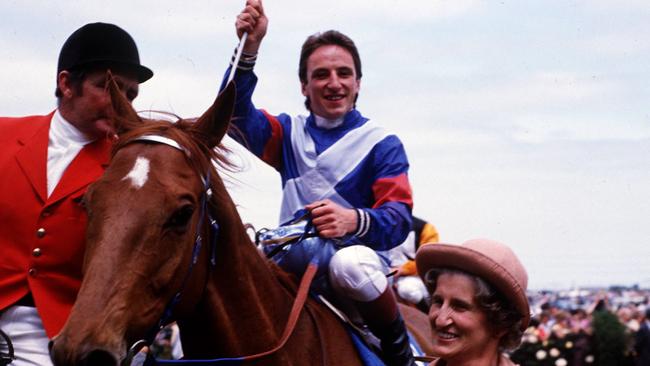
[356,289,416,366]
[373,312,416,366]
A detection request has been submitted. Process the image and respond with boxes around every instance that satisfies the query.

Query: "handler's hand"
[306,199,358,239]
[236,0,268,53]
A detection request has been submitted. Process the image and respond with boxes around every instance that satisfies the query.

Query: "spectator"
[0,22,152,366]
[635,308,650,366]
[416,238,530,365]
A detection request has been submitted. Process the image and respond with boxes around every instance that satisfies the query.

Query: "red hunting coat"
[0,112,111,338]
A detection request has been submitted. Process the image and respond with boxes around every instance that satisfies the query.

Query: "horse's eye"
[165,205,195,231]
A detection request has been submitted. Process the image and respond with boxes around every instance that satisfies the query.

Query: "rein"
[147,260,319,366]
[121,135,319,366]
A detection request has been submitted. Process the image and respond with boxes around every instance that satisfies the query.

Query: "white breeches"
[0,306,53,366]
[328,245,389,302]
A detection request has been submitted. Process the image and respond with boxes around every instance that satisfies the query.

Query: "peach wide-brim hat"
[416,238,530,330]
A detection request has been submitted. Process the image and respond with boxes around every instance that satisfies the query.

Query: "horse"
[49,75,432,366]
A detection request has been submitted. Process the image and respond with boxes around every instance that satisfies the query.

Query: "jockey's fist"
[306,199,358,239]
[236,0,267,54]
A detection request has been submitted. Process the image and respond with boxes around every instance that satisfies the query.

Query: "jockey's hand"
[235,0,268,54]
[306,199,358,239]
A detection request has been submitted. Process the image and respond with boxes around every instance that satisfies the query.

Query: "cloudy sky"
[2,1,649,290]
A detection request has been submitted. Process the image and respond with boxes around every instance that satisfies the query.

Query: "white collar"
[313,114,344,130]
[50,110,94,145]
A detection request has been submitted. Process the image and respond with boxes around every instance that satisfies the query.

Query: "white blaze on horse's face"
[122,156,151,189]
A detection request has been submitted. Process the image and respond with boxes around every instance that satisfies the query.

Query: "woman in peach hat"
[415,239,530,366]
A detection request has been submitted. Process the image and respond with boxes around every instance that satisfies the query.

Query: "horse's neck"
[181,220,298,357]
[178,215,365,365]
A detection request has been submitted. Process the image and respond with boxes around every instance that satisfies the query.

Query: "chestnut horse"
[49,77,431,366]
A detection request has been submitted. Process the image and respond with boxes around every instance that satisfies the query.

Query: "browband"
[132,135,186,154]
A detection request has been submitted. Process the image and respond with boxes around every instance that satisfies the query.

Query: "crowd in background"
[510,287,650,366]
[149,287,650,365]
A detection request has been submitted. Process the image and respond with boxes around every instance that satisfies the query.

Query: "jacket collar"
[15,112,54,203]
[15,111,112,205]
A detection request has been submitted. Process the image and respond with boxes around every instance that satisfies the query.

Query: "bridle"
[120,135,319,366]
[118,135,219,364]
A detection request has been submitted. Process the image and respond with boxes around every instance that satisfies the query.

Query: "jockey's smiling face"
[301,45,360,120]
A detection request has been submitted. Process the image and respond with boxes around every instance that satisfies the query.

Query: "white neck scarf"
[46,110,94,197]
[314,114,345,129]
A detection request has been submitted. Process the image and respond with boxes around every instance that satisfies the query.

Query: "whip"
[227,32,248,83]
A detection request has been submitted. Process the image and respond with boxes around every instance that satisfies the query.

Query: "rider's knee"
[328,245,388,302]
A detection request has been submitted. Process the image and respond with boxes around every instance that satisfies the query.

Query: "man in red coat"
[0,22,153,365]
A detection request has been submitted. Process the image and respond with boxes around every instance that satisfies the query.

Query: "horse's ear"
[106,70,142,134]
[192,81,236,148]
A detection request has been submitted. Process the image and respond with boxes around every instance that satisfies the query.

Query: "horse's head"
[50,74,236,366]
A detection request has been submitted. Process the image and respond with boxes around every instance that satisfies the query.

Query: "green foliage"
[591,311,628,366]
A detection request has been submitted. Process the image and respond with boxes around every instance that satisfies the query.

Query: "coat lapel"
[15,114,53,203]
[47,137,112,205]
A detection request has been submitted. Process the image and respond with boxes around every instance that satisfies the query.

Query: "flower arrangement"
[509,327,594,366]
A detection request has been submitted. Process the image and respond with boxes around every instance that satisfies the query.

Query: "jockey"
[389,216,439,312]
[0,23,152,365]
[221,1,415,365]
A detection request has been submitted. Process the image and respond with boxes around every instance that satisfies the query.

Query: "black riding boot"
[373,313,416,366]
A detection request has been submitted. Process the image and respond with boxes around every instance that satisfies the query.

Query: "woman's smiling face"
[428,272,500,363]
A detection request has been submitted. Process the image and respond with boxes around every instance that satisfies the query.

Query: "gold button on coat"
[32,248,42,257]
[36,228,46,238]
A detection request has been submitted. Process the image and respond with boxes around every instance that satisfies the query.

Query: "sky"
[2,1,649,290]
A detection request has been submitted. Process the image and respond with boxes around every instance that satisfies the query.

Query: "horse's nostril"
[80,349,119,366]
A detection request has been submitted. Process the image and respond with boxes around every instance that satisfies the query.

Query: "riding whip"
[227,32,248,83]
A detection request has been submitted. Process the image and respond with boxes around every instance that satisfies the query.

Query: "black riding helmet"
[57,22,153,82]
